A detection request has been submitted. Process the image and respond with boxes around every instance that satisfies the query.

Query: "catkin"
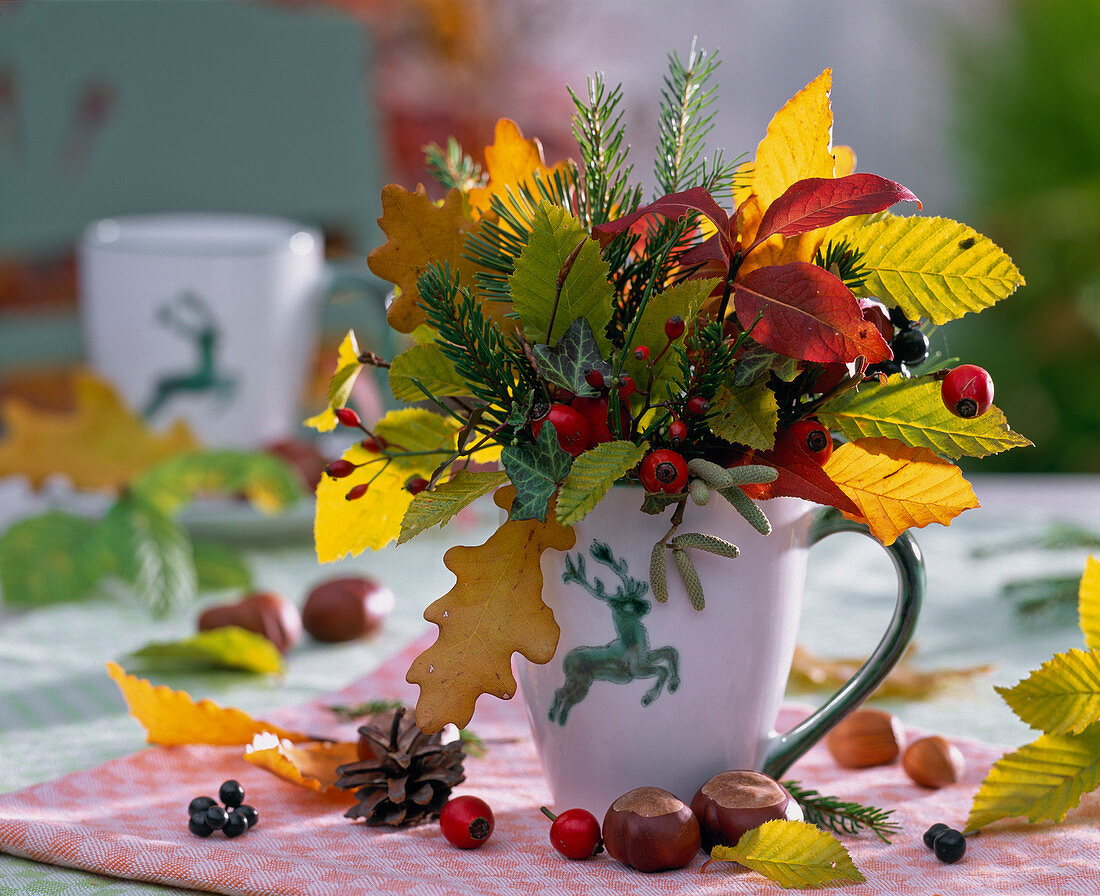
[672,547,705,610]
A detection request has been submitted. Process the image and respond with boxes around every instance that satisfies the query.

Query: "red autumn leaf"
[733,262,892,364]
[734,448,860,516]
[592,186,735,257]
[747,174,921,254]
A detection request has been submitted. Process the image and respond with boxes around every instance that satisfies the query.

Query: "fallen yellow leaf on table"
[245,733,359,794]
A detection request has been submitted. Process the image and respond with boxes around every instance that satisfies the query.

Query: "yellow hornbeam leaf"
[388,342,469,403]
[556,441,647,527]
[823,437,980,545]
[467,118,570,223]
[0,372,197,490]
[399,469,509,544]
[966,723,1100,831]
[314,409,460,560]
[106,662,305,745]
[406,488,576,733]
[996,648,1100,736]
[709,380,780,450]
[244,732,358,794]
[710,820,864,889]
[306,331,363,432]
[739,69,836,275]
[1080,556,1100,651]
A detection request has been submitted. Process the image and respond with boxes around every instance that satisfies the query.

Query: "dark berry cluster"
[866,308,930,379]
[187,780,259,839]
[922,822,967,864]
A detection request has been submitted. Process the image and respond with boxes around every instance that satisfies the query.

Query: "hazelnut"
[302,576,393,642]
[902,735,965,788]
[825,707,905,769]
[690,770,803,851]
[602,786,701,872]
[197,591,302,654]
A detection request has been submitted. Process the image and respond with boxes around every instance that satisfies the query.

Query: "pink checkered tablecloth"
[2,638,1099,896]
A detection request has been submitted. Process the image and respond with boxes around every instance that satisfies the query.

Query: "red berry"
[533,403,592,457]
[541,806,603,860]
[617,375,637,398]
[941,364,994,418]
[664,315,686,341]
[686,396,709,416]
[345,482,369,501]
[406,475,429,495]
[584,368,605,390]
[325,459,356,479]
[334,407,362,428]
[634,345,650,361]
[668,419,688,445]
[360,436,384,453]
[639,449,689,494]
[439,796,494,849]
[782,420,833,464]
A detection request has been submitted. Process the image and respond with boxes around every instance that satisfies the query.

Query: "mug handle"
[761,508,925,779]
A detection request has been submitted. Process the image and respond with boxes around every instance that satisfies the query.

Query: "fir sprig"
[655,42,721,195]
[782,780,901,843]
[424,137,486,193]
[815,238,870,292]
[675,320,738,403]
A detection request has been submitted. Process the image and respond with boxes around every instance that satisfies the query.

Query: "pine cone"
[335,705,466,827]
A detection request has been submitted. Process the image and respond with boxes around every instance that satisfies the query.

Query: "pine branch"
[783,780,900,843]
[815,238,871,292]
[655,41,722,195]
[424,137,486,193]
[675,320,737,402]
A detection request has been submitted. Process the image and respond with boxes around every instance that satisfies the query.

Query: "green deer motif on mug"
[548,540,681,725]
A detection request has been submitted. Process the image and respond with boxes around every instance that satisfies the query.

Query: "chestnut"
[264,438,329,492]
[601,786,701,872]
[197,591,302,654]
[302,575,393,642]
[690,770,803,851]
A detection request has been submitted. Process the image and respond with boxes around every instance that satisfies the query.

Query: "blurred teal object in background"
[949,0,1100,473]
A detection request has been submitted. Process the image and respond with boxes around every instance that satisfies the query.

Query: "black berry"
[889,306,913,329]
[219,780,245,808]
[204,805,229,830]
[922,822,950,849]
[235,804,259,829]
[188,796,217,817]
[891,328,930,365]
[932,828,966,864]
[188,812,214,837]
[223,811,249,838]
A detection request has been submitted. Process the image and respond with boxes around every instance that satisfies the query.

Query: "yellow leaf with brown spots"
[467,118,571,225]
[106,662,305,745]
[0,372,197,490]
[245,732,359,795]
[406,487,576,733]
[824,437,980,545]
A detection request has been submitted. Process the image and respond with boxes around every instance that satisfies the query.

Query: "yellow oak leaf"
[106,662,305,745]
[1080,555,1100,651]
[739,69,837,276]
[245,732,358,795]
[823,436,980,545]
[467,118,570,223]
[0,372,197,490]
[406,487,576,733]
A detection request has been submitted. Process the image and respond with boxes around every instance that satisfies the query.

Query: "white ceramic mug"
[516,489,923,816]
[79,213,330,448]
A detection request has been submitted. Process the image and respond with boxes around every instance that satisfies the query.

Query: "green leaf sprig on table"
[782,780,900,843]
[0,450,302,616]
[125,625,284,674]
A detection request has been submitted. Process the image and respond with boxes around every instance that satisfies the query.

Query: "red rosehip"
[668,419,688,445]
[405,475,429,495]
[325,459,356,479]
[334,407,362,428]
[664,315,686,341]
[584,368,605,390]
[440,796,494,849]
[533,403,592,457]
[541,806,603,860]
[686,396,710,416]
[616,375,637,398]
[345,482,370,501]
[634,345,650,361]
[941,364,994,418]
[360,436,385,453]
[781,419,834,464]
[639,449,689,494]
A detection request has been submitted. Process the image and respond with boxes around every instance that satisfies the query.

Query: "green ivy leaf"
[500,421,572,521]
[556,441,648,526]
[996,648,1100,736]
[191,540,252,592]
[508,202,614,350]
[817,375,1032,459]
[99,494,197,618]
[0,511,111,607]
[531,318,611,397]
[131,450,303,517]
[389,342,469,402]
[399,469,509,543]
[125,625,283,674]
[709,380,779,450]
[710,820,864,889]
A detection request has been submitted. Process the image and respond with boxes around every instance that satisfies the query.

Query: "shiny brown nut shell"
[602,786,701,872]
[902,735,966,788]
[825,707,905,769]
[301,576,393,642]
[690,770,804,851]
[197,591,302,654]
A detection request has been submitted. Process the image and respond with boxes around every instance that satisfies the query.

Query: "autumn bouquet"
[310,49,1029,732]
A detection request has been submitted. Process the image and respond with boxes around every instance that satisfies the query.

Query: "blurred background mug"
[79,213,330,449]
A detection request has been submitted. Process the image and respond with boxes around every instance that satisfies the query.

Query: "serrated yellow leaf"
[996,648,1100,735]
[817,375,1032,459]
[244,732,358,794]
[1080,556,1100,651]
[467,118,570,223]
[106,662,305,745]
[556,441,647,526]
[966,723,1100,831]
[831,213,1024,324]
[0,372,197,490]
[709,380,779,450]
[823,437,979,544]
[399,469,508,544]
[406,488,575,732]
[306,331,363,432]
[711,820,864,889]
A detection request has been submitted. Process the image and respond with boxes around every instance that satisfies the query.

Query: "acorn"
[602,786,701,872]
[690,770,804,851]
